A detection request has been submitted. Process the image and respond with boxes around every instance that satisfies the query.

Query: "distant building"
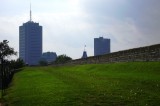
[94,37,110,56]
[41,52,57,63]
[19,6,42,65]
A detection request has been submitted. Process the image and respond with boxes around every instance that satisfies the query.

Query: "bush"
[39,60,48,66]
[10,58,25,69]
[54,54,72,64]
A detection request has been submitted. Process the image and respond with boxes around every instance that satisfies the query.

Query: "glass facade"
[94,37,110,56]
[19,21,42,65]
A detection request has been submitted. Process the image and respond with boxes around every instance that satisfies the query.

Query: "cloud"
[126,0,160,43]
[0,0,90,59]
[0,16,20,50]
[80,0,160,51]
[0,0,160,59]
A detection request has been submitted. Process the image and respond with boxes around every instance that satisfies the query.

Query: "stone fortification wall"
[67,44,160,65]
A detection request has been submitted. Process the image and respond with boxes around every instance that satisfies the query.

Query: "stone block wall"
[67,44,160,65]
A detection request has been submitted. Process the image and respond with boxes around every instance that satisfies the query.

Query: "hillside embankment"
[4,62,160,106]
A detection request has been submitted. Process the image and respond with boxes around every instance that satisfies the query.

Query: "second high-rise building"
[94,37,110,56]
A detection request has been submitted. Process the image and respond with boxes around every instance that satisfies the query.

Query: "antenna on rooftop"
[84,45,86,51]
[30,2,32,21]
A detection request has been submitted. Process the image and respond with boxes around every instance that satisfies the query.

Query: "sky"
[0,0,160,59]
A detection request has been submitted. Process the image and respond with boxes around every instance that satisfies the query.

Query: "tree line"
[0,40,24,99]
[39,54,72,66]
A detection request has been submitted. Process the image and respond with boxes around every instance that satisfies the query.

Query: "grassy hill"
[4,62,160,106]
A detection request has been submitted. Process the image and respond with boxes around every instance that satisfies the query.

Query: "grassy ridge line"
[5,62,160,106]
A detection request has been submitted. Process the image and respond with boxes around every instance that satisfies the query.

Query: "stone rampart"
[67,44,160,65]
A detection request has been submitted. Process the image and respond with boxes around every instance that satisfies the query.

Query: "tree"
[54,54,72,64]
[0,40,17,59]
[10,58,25,69]
[0,40,17,98]
[15,58,25,68]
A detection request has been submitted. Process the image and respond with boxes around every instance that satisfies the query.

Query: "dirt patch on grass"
[0,102,6,106]
[0,99,7,106]
[0,103,3,106]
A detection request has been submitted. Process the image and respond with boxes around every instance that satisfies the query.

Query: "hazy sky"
[0,0,160,59]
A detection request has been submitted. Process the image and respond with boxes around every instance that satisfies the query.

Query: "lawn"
[4,62,160,106]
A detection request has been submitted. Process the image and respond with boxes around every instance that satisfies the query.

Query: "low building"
[41,52,57,63]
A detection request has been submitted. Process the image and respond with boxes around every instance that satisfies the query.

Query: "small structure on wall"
[82,45,87,59]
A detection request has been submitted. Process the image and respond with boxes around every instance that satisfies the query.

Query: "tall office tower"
[94,37,110,56]
[19,5,42,65]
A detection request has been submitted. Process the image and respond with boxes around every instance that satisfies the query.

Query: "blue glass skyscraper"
[19,6,42,65]
[94,37,110,56]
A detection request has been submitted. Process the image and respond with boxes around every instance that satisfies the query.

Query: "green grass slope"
[5,62,160,106]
